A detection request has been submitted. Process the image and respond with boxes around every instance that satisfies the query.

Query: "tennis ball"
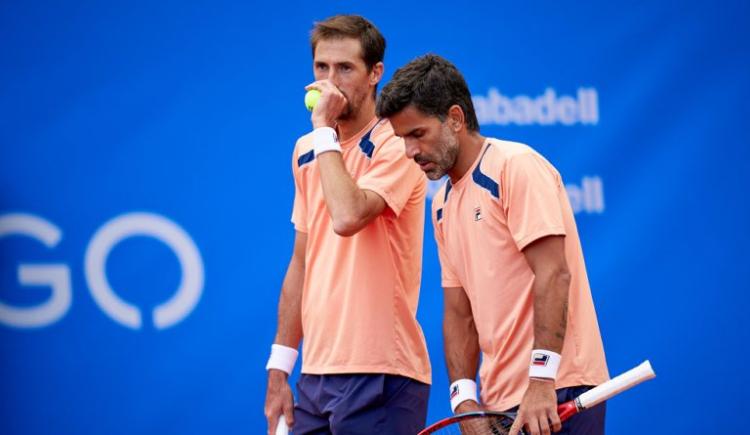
[305,89,321,111]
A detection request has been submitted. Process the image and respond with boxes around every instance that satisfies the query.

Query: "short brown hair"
[377,54,480,132]
[310,15,386,71]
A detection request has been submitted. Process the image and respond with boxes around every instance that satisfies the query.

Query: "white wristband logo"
[528,349,561,380]
[449,379,478,413]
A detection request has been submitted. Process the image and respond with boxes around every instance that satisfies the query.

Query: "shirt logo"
[450,385,459,399]
[532,353,549,366]
[474,207,483,221]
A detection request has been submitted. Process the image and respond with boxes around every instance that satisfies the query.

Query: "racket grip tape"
[576,360,656,410]
[275,415,289,435]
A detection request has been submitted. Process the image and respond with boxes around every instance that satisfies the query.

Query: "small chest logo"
[474,207,483,221]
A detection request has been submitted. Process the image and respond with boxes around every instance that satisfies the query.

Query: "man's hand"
[454,400,489,435]
[306,80,348,129]
[509,378,561,435]
[454,399,481,414]
[264,369,295,435]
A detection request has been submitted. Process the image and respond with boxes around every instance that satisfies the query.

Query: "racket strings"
[428,415,513,435]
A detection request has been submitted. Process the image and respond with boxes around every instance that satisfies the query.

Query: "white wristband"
[528,349,562,380]
[312,127,341,156]
[265,344,299,375]
[449,379,478,413]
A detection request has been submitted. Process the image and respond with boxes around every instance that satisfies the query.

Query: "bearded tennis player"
[378,54,609,435]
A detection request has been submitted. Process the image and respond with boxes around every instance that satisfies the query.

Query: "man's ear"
[369,61,384,86]
[447,104,466,133]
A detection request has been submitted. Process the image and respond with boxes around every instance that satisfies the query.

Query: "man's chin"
[425,169,445,181]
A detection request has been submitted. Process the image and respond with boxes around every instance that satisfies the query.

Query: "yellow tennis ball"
[305,89,321,111]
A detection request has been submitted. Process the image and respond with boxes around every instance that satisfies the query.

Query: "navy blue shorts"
[506,385,606,435]
[293,373,430,435]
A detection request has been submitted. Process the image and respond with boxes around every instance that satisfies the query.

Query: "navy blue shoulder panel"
[436,179,452,222]
[297,149,315,168]
[472,144,499,199]
[358,126,376,159]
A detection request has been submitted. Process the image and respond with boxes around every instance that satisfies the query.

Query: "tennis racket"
[275,415,289,435]
[419,360,656,435]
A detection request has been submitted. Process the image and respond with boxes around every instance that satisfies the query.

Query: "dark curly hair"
[377,54,479,132]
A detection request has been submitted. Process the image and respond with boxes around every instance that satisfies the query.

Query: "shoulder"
[370,119,404,151]
[484,138,558,175]
[484,138,536,167]
[431,179,452,220]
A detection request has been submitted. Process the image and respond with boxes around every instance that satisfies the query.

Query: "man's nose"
[404,139,420,159]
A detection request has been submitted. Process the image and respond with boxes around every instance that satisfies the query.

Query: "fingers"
[265,411,279,435]
[508,417,524,435]
[265,376,293,435]
[283,391,295,427]
[539,416,551,435]
[509,413,555,435]
[549,410,562,432]
[305,80,343,98]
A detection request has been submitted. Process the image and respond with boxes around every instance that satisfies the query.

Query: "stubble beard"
[424,126,459,180]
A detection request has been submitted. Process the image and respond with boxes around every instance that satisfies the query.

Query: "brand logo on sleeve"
[450,385,459,399]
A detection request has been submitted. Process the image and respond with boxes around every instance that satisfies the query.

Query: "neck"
[336,96,376,142]
[447,131,486,183]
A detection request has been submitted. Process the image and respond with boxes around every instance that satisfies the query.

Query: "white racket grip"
[576,360,656,410]
[275,415,289,435]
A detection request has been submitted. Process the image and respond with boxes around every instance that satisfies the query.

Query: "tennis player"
[264,15,431,435]
[377,54,609,435]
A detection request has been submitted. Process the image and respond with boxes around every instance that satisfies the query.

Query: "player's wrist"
[454,399,481,414]
[528,349,561,380]
[265,344,299,375]
[312,126,341,156]
[449,378,478,413]
[529,376,555,384]
[311,116,336,129]
[267,368,289,380]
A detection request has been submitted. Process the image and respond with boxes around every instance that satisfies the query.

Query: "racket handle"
[275,415,289,435]
[557,401,578,422]
[576,360,656,410]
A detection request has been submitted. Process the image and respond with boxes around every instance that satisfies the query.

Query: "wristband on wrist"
[528,349,561,380]
[449,378,478,413]
[312,127,341,156]
[265,344,299,375]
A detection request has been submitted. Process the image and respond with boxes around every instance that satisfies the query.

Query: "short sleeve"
[502,153,566,251]
[357,135,425,217]
[432,192,462,288]
[290,147,308,233]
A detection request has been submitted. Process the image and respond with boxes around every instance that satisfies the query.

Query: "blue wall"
[1,1,748,433]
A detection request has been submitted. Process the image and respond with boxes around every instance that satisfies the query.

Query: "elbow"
[332,216,364,237]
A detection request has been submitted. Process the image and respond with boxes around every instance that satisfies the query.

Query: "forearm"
[316,152,378,235]
[444,304,480,382]
[531,269,571,353]
[274,254,305,348]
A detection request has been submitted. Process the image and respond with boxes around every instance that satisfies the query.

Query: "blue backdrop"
[2,1,749,433]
